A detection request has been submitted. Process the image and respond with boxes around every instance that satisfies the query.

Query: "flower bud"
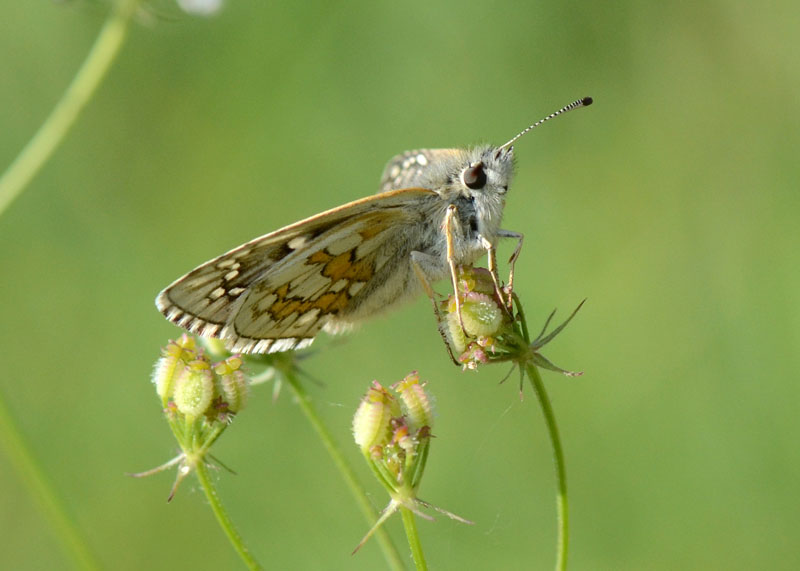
[392,372,434,432]
[460,292,504,338]
[444,310,469,354]
[153,334,197,403]
[460,267,497,297]
[214,356,249,412]
[173,360,214,418]
[352,382,395,453]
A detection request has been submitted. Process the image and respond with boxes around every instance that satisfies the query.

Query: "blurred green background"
[1,1,798,569]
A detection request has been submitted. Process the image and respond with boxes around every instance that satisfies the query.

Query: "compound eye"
[462,163,487,190]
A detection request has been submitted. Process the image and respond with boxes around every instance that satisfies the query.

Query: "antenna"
[498,96,593,150]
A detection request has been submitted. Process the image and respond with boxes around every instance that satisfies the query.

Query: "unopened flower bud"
[392,372,434,431]
[352,382,395,453]
[174,360,214,418]
[214,356,248,412]
[153,334,197,402]
[444,310,468,354]
[460,292,504,338]
[460,267,497,297]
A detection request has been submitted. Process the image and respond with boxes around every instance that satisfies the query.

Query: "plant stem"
[0,0,139,217]
[0,389,100,569]
[194,460,264,570]
[281,368,406,571]
[399,506,427,571]
[525,363,569,571]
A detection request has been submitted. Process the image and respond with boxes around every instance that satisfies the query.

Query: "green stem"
[281,368,406,571]
[0,389,100,569]
[525,363,568,571]
[0,0,139,217]
[399,506,427,571]
[194,460,264,570]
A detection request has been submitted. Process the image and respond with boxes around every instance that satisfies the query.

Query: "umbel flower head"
[352,373,471,553]
[154,334,249,421]
[132,334,251,500]
[439,265,584,382]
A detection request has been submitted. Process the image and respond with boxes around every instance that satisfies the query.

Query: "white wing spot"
[288,236,308,250]
[234,248,251,259]
[224,270,239,281]
[329,279,348,293]
[295,307,321,327]
[348,281,365,296]
[415,153,428,165]
[217,259,236,269]
[389,165,401,177]
[210,287,226,300]
[229,287,245,296]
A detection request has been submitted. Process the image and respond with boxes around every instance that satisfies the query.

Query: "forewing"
[378,149,459,193]
[156,187,437,353]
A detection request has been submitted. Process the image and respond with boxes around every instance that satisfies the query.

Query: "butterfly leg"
[497,229,523,308]
[477,234,513,315]
[443,205,466,333]
[411,251,459,365]
[410,252,438,301]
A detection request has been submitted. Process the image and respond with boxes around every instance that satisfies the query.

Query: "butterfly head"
[434,145,515,241]
[450,96,594,201]
[455,145,515,200]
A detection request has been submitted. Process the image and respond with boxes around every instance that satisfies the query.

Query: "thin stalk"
[525,363,568,571]
[281,368,406,571]
[194,460,264,570]
[0,0,139,217]
[399,506,427,571]
[0,389,100,569]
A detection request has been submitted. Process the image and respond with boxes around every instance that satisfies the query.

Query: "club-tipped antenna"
[498,96,593,151]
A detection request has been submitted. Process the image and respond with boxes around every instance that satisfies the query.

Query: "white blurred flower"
[176,0,224,16]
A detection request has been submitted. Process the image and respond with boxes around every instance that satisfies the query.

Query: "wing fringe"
[156,291,314,354]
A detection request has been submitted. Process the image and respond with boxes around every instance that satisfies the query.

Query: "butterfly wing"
[156,187,438,353]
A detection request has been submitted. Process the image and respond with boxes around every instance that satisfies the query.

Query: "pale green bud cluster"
[141,334,255,501]
[351,374,472,553]
[440,265,585,377]
[352,373,435,491]
[152,334,249,421]
[441,267,513,368]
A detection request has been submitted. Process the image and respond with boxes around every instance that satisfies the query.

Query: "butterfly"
[155,97,592,354]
